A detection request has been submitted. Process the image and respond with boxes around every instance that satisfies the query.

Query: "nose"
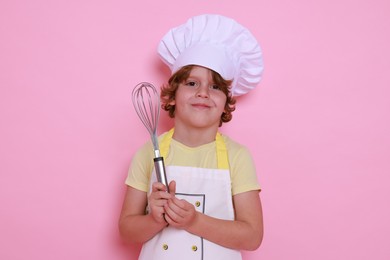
[196,84,209,98]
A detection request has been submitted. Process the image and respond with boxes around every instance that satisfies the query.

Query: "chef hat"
[158,14,264,96]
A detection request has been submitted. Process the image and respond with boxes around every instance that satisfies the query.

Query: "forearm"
[187,213,263,251]
[119,213,167,244]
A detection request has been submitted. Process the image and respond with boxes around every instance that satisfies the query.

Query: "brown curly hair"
[160,65,236,127]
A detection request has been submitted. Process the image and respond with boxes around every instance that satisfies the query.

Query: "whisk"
[132,82,169,192]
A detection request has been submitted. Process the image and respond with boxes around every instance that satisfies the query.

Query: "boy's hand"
[164,182,198,230]
[148,182,172,224]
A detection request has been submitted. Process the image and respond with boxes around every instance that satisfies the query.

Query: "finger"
[163,212,174,225]
[152,209,168,224]
[151,198,169,207]
[165,198,186,220]
[164,204,181,225]
[169,197,187,209]
[152,182,168,192]
[168,180,176,195]
[149,191,172,204]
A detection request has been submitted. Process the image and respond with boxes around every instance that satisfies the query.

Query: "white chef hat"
[158,14,264,96]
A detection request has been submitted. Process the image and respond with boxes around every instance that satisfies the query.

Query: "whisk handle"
[154,157,169,193]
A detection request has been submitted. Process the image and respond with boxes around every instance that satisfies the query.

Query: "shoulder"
[132,139,154,166]
[221,134,253,159]
[134,131,170,157]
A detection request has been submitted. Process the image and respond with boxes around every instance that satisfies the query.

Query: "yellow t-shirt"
[126,132,260,195]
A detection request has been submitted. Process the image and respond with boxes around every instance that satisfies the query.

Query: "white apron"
[139,129,242,260]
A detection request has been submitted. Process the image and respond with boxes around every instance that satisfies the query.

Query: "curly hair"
[160,65,236,127]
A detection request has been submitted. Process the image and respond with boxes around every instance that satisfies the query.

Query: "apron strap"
[159,128,174,159]
[159,128,229,170]
[215,132,229,169]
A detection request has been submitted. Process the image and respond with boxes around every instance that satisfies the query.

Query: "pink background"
[1,0,389,259]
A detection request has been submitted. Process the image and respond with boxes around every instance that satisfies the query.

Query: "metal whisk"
[132,82,169,192]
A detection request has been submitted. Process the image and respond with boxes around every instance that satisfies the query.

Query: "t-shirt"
[126,132,260,195]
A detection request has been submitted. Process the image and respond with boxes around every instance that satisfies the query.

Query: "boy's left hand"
[164,184,198,230]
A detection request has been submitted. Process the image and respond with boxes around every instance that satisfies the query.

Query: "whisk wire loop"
[132,82,161,153]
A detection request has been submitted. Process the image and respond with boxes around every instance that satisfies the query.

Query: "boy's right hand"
[148,182,173,224]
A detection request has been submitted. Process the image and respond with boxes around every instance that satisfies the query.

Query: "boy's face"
[169,66,227,130]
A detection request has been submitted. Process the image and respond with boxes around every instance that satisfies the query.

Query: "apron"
[139,129,242,260]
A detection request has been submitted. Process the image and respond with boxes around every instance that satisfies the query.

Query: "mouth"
[191,103,211,109]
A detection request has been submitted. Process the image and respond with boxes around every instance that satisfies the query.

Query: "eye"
[210,84,222,91]
[185,80,198,87]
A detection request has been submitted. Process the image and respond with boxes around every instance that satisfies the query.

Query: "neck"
[172,124,219,147]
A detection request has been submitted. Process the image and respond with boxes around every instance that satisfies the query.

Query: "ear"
[169,99,176,106]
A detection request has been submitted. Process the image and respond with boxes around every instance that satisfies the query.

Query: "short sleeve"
[125,141,154,192]
[226,138,261,195]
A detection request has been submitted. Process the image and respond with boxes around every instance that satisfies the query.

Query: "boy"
[119,14,264,260]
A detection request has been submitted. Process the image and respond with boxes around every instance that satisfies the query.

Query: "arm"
[118,183,174,244]
[164,189,264,251]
